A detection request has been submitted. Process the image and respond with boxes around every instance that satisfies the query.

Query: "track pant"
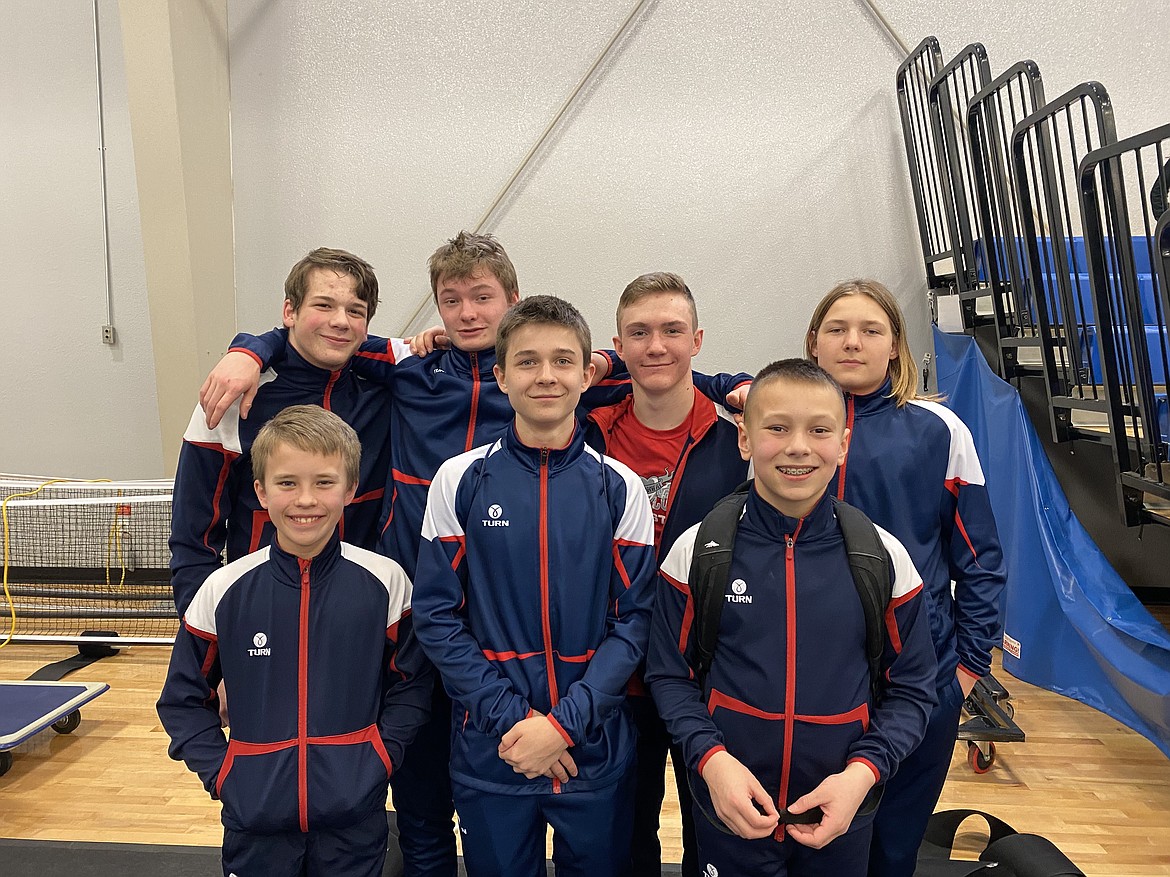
[222,806,388,877]
[625,694,699,877]
[390,679,457,877]
[452,770,634,877]
[693,801,874,877]
[867,674,965,877]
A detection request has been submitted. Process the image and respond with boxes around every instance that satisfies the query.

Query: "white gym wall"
[3,0,1167,479]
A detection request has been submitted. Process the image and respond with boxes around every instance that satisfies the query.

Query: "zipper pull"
[785,535,794,557]
[541,448,550,466]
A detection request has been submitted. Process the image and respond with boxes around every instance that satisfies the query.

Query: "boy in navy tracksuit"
[413,296,656,877]
[585,272,749,877]
[170,247,392,618]
[158,406,432,877]
[645,360,937,877]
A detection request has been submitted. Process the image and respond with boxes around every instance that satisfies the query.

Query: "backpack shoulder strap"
[687,482,751,688]
[834,499,893,699]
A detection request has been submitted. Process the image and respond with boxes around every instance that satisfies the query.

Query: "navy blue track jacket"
[832,380,1007,687]
[413,423,656,795]
[169,345,393,615]
[645,488,938,828]
[157,535,432,834]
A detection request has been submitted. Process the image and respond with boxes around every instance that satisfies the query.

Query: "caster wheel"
[52,711,82,735]
[1003,701,1015,719]
[968,741,995,774]
[0,751,12,777]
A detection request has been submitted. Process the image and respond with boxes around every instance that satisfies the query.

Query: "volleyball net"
[1,475,178,646]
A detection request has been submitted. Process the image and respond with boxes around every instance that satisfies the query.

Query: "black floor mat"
[0,834,682,876]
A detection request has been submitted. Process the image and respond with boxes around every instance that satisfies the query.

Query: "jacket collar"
[279,342,355,392]
[587,386,717,444]
[267,530,343,588]
[503,420,586,473]
[847,377,896,418]
[439,345,499,379]
[743,484,838,543]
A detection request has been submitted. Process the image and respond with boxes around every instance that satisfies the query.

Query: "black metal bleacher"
[1010,82,1118,444]
[1079,124,1170,525]
[895,38,952,300]
[925,44,992,327]
[966,61,1047,379]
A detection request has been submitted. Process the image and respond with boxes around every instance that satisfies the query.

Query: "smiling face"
[283,267,369,371]
[254,442,356,560]
[808,293,898,396]
[434,270,519,353]
[614,291,703,396]
[739,377,850,519]
[493,323,595,446]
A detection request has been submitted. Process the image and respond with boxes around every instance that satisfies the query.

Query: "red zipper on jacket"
[776,520,803,838]
[836,395,855,499]
[464,352,480,451]
[538,447,562,793]
[323,370,341,411]
[297,556,312,832]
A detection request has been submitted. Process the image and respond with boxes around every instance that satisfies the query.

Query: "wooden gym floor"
[0,644,1167,875]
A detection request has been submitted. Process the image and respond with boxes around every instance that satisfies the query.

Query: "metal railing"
[966,61,1046,377]
[1010,83,1117,441]
[926,43,992,306]
[896,38,952,294]
[1079,125,1170,523]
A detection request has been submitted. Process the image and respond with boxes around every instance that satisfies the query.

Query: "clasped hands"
[498,711,579,784]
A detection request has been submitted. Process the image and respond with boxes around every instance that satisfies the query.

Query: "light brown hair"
[428,231,519,302]
[251,405,362,489]
[284,248,380,322]
[615,272,699,332]
[804,279,920,406]
[495,295,591,369]
[744,358,845,425]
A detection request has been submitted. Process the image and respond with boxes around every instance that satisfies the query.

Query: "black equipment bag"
[916,809,1084,877]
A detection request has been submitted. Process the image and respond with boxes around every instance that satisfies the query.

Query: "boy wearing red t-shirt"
[585,272,750,877]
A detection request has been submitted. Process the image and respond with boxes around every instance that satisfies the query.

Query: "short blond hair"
[251,405,361,488]
[615,272,699,332]
[804,279,919,406]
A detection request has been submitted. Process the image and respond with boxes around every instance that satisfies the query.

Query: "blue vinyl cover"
[933,328,1170,757]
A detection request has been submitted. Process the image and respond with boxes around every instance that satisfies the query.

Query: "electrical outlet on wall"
[101,324,116,345]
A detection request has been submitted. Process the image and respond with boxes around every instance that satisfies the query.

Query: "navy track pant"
[693,801,874,877]
[867,674,965,877]
[452,770,634,877]
[390,678,457,877]
[221,805,388,877]
[625,693,698,877]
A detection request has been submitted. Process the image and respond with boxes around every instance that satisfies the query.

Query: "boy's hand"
[588,352,611,386]
[957,668,979,699]
[699,750,780,839]
[200,352,262,429]
[784,762,876,849]
[725,384,750,411]
[498,715,570,779]
[408,325,449,356]
[543,750,579,783]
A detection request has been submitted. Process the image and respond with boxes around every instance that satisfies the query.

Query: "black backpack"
[688,482,893,698]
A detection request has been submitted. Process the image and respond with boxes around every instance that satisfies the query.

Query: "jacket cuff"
[847,756,881,784]
[228,347,264,368]
[546,714,573,746]
[957,663,983,682]
[697,744,727,776]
